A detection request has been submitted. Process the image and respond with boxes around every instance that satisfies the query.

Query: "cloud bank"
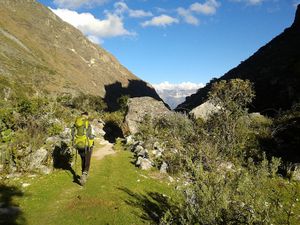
[153,81,204,91]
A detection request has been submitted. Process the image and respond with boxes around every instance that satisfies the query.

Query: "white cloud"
[114,2,153,18]
[129,9,153,18]
[230,0,265,6]
[51,8,135,42]
[190,0,221,15]
[176,1,220,25]
[53,0,108,9]
[153,81,204,91]
[177,7,200,25]
[141,14,179,27]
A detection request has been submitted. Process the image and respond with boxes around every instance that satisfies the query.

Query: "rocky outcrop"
[125,136,168,172]
[190,101,220,121]
[125,97,171,134]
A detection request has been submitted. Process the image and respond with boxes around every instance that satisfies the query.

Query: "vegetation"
[135,79,300,225]
[0,81,109,174]
[2,147,176,225]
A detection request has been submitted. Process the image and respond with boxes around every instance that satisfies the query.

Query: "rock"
[59,128,71,140]
[160,162,168,174]
[46,136,61,146]
[29,148,48,170]
[38,165,52,175]
[135,156,143,166]
[134,145,144,154]
[137,148,148,158]
[90,119,106,138]
[125,135,135,145]
[125,97,172,134]
[168,176,174,183]
[189,101,221,121]
[22,183,31,188]
[140,158,153,170]
[291,164,300,181]
[151,150,162,158]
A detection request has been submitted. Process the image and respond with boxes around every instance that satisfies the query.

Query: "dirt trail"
[93,140,115,160]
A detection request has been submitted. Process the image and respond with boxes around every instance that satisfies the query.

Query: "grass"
[2,144,176,225]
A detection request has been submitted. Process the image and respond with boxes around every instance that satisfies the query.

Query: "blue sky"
[37,0,299,87]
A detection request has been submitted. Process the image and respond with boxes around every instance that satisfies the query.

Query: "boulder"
[90,119,106,139]
[137,148,148,158]
[46,136,61,146]
[134,145,144,154]
[135,156,143,166]
[125,97,171,134]
[38,165,52,175]
[151,150,162,158]
[189,101,220,121]
[125,135,135,145]
[29,148,48,171]
[140,158,153,170]
[59,128,72,140]
[160,162,168,174]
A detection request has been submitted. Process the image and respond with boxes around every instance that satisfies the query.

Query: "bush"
[133,79,300,225]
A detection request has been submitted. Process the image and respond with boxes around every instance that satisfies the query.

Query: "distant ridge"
[177,5,300,115]
[0,0,161,103]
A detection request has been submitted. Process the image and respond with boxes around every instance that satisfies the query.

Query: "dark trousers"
[78,147,93,174]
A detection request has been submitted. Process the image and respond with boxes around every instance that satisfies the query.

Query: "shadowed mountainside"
[177,5,300,115]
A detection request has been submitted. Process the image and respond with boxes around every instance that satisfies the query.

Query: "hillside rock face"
[125,97,171,134]
[0,0,160,102]
[177,5,300,115]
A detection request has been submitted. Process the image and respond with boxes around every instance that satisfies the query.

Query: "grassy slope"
[12,145,175,225]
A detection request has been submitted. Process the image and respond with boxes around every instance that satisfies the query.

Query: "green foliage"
[72,93,107,113]
[206,79,255,160]
[47,123,63,136]
[209,79,255,112]
[135,79,300,225]
[57,92,107,113]
[117,95,129,113]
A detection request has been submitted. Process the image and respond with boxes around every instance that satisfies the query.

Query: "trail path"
[93,139,115,160]
[12,139,174,225]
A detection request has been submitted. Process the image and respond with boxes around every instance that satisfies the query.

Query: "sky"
[37,0,299,89]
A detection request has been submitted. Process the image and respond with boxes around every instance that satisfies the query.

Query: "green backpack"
[73,116,94,150]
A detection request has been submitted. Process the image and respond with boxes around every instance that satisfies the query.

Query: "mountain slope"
[0,0,160,102]
[177,5,300,114]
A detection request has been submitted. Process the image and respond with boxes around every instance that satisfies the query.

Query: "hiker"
[72,112,95,186]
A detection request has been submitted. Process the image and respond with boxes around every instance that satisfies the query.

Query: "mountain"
[154,88,201,110]
[0,0,160,107]
[156,89,197,110]
[177,5,300,115]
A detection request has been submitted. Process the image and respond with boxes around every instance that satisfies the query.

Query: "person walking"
[72,112,95,186]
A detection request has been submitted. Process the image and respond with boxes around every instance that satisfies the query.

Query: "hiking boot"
[79,172,88,186]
